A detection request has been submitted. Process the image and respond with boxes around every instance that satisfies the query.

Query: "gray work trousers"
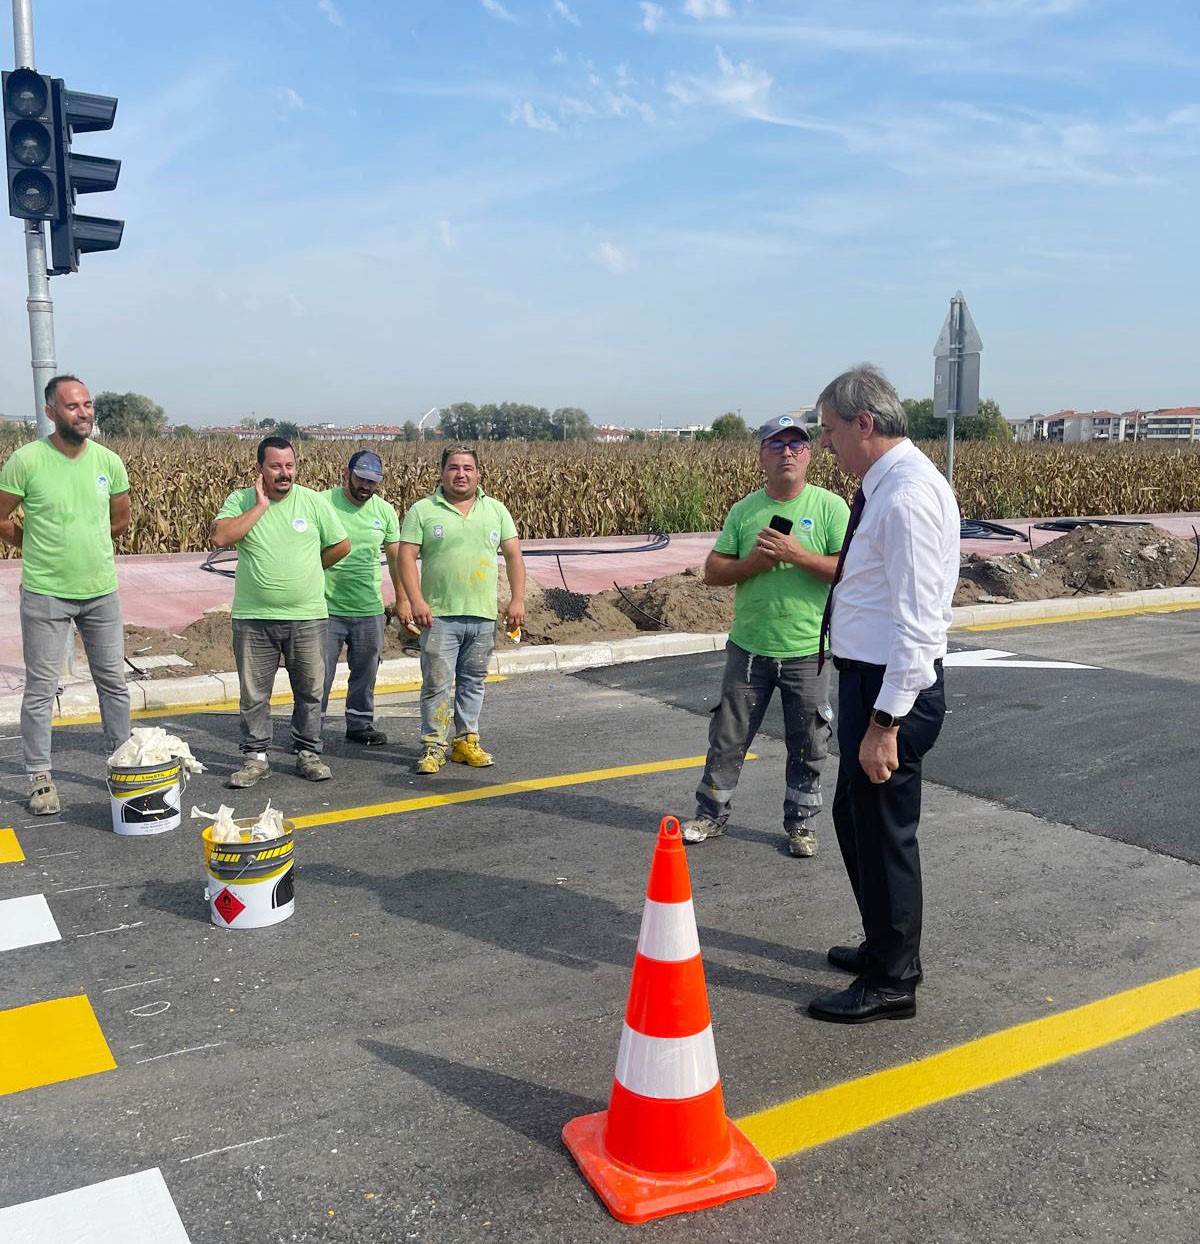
[19,587,132,774]
[695,640,832,831]
[232,618,326,756]
[321,613,385,732]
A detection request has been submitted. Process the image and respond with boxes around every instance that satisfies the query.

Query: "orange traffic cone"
[562,815,776,1223]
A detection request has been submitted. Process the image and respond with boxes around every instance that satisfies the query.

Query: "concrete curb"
[4,590,1199,726]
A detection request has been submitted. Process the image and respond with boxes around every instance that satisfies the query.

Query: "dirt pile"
[955,523,1199,605]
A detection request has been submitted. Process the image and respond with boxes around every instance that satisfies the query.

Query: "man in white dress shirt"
[808,364,960,1024]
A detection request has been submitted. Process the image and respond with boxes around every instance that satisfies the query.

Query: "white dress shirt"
[830,439,960,716]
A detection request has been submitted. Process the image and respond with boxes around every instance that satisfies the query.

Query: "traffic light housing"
[3,68,61,220]
[49,80,123,275]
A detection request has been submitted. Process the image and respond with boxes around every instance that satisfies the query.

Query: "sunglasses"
[764,439,810,455]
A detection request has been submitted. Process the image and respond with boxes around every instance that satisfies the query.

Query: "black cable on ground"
[613,582,669,630]
[1034,518,1151,532]
[522,533,671,556]
[960,519,1024,540]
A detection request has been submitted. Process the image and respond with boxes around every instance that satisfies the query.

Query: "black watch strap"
[871,708,903,729]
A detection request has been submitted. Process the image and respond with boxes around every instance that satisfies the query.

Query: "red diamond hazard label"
[213,887,246,924]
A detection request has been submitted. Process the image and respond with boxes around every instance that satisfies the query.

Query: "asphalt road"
[1,607,1197,1243]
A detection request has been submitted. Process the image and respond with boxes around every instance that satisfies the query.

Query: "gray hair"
[817,364,907,438]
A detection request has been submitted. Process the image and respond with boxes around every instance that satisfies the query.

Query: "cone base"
[562,1109,776,1224]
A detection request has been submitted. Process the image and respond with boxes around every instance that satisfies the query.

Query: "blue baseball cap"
[348,450,384,482]
[757,414,811,443]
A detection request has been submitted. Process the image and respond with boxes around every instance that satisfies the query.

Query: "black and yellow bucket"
[107,759,184,836]
[201,819,295,929]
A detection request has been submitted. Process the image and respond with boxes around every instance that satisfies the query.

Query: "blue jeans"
[322,613,385,732]
[419,616,495,748]
[19,587,131,773]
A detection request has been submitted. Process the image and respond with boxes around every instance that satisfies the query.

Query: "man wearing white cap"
[321,450,407,746]
[680,415,850,857]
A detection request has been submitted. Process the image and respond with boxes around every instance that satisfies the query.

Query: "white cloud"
[552,0,581,25]
[941,0,1084,15]
[682,0,731,19]
[272,86,306,111]
[481,0,519,21]
[641,3,665,33]
[438,220,455,250]
[591,242,631,274]
[317,0,344,26]
[508,101,560,131]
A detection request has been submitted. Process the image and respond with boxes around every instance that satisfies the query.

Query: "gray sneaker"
[787,827,817,857]
[28,772,61,816]
[296,750,332,782]
[228,757,270,789]
[681,815,724,844]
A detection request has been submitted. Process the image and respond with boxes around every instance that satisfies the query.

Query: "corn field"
[2,437,1199,556]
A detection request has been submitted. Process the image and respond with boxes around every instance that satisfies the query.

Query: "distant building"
[1012,407,1200,444]
[194,422,411,442]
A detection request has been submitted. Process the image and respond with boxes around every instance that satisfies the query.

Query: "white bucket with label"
[201,819,295,929]
[107,759,184,836]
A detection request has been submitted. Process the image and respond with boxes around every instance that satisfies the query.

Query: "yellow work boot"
[416,744,447,775]
[450,734,494,767]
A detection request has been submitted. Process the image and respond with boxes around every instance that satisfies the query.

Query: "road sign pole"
[11,0,56,436]
[946,294,962,489]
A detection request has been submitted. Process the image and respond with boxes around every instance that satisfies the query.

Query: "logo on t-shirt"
[432,524,444,540]
[489,529,500,545]
[371,518,382,530]
[96,473,110,490]
[292,518,308,532]
[799,517,814,531]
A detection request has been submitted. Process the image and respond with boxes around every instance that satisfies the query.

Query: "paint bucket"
[201,819,295,929]
[107,759,185,836]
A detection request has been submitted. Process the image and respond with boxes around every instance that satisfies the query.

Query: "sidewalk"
[1,515,1197,721]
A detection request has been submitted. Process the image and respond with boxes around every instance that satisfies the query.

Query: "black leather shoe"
[807,977,916,1024]
[346,726,388,746]
[827,943,867,974]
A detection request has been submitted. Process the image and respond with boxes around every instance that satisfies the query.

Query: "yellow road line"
[0,995,117,1097]
[291,754,719,829]
[52,675,502,727]
[737,966,1200,1161]
[959,599,1200,632]
[0,828,23,864]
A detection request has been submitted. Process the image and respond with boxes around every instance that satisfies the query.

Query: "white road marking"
[945,648,1097,670]
[54,883,110,894]
[0,1167,191,1243]
[129,1001,171,1018]
[178,1133,288,1164]
[75,921,144,939]
[0,894,61,953]
[102,977,167,993]
[134,1042,225,1065]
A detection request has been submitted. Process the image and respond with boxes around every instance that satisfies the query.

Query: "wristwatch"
[871,709,904,729]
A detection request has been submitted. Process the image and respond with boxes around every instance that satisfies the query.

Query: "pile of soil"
[119,525,1198,677]
[955,523,1200,605]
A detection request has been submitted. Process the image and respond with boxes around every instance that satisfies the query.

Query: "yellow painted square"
[0,828,24,864]
[0,995,117,1097]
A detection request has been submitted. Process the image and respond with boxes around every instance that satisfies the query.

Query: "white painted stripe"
[0,894,61,953]
[614,1023,720,1100]
[0,1167,191,1243]
[636,897,701,962]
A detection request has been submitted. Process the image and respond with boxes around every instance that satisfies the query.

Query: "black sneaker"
[346,726,388,746]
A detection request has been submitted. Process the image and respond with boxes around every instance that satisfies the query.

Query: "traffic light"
[48,80,123,274]
[3,68,61,220]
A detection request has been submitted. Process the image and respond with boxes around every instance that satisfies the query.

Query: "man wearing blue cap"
[321,450,408,746]
[680,414,850,858]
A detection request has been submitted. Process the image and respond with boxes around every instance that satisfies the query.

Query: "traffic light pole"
[12,0,55,437]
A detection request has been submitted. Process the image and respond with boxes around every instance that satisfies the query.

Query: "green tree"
[552,407,593,441]
[707,412,750,440]
[273,420,304,442]
[958,398,1013,442]
[238,416,259,429]
[902,398,940,441]
[441,402,483,440]
[402,420,418,442]
[93,392,168,438]
[257,417,276,429]
[171,424,196,439]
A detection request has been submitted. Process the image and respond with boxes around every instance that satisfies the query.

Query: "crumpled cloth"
[109,727,204,774]
[191,800,287,843]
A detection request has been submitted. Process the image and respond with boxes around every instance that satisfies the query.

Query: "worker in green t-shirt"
[0,375,133,816]
[320,449,407,746]
[679,415,851,858]
[397,445,525,774]
[212,436,350,789]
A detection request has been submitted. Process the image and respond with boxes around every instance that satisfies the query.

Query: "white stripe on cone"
[636,898,701,963]
[614,1023,720,1100]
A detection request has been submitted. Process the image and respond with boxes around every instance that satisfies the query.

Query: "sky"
[1,0,1198,428]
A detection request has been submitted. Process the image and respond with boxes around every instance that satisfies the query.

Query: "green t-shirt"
[398,486,518,620]
[0,438,129,598]
[322,487,401,617]
[215,484,348,620]
[714,484,850,658]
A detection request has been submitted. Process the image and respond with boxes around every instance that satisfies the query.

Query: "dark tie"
[818,486,866,673]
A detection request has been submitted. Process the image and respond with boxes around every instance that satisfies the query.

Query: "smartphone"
[768,515,793,535]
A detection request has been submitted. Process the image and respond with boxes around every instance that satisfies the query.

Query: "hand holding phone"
[768,515,793,535]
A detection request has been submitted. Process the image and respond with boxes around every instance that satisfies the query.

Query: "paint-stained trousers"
[19,587,131,774]
[418,616,495,748]
[694,640,832,832]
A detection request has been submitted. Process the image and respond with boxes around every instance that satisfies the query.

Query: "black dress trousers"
[831,661,946,988]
